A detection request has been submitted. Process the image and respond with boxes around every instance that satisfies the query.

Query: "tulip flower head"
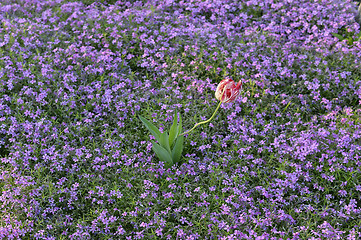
[215,78,242,103]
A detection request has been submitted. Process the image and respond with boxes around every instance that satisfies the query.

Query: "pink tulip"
[180,78,243,136]
[215,79,242,103]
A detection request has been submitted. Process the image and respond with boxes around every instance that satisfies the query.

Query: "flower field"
[1,0,361,239]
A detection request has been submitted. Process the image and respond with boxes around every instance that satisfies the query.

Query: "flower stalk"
[180,96,223,136]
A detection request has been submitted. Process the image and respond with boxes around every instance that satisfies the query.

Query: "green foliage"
[168,111,180,148]
[0,134,9,158]
[139,115,161,142]
[331,28,361,46]
[171,135,184,164]
[151,140,173,166]
[139,111,184,167]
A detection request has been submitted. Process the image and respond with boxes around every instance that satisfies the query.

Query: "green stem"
[180,101,223,136]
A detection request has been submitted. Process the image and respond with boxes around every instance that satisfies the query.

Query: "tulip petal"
[215,79,242,103]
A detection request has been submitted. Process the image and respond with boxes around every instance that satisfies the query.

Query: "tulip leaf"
[151,140,173,166]
[331,32,344,41]
[139,116,161,141]
[171,135,184,163]
[168,110,178,148]
[177,113,182,135]
[159,131,171,153]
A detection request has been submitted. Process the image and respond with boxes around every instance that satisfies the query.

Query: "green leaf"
[171,135,184,164]
[139,116,161,141]
[177,113,182,136]
[331,32,344,41]
[159,131,171,153]
[151,140,173,166]
[169,110,178,148]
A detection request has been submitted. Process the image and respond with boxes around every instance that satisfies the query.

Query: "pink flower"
[215,79,242,103]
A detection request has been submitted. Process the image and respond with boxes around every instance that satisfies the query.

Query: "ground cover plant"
[0,0,361,239]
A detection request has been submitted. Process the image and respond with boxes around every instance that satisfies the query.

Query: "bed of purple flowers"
[1,0,361,239]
